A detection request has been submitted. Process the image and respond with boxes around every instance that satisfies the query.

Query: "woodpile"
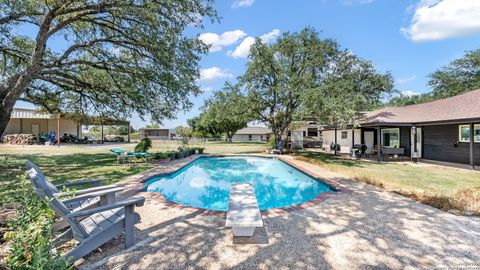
[2,134,35,145]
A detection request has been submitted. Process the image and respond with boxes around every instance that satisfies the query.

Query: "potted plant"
[153,152,170,164]
[176,147,186,159]
[167,150,176,160]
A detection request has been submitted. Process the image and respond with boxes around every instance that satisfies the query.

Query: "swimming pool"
[145,156,334,211]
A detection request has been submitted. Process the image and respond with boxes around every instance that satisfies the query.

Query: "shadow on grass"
[295,151,364,168]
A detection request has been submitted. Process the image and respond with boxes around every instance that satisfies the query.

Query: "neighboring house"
[323,89,480,169]
[232,127,272,142]
[3,107,81,138]
[139,128,176,140]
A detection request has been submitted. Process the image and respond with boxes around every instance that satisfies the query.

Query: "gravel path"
[78,156,480,270]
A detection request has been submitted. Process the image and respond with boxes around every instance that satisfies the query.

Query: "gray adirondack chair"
[25,161,123,230]
[46,191,145,263]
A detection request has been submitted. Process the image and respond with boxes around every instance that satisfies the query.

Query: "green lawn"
[0,141,266,187]
[294,151,480,214]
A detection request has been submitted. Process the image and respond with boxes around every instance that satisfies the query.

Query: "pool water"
[145,156,333,211]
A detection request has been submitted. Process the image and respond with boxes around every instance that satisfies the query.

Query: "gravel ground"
[78,156,480,270]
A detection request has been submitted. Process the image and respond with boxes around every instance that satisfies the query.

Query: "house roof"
[10,106,129,125]
[362,89,480,125]
[235,127,272,135]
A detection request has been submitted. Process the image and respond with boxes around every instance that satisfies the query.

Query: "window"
[459,124,480,143]
[381,128,400,147]
[303,131,306,137]
[307,128,318,137]
[341,131,348,139]
[248,134,252,141]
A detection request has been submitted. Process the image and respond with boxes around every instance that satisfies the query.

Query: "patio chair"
[272,141,285,155]
[25,161,122,231]
[110,148,150,164]
[45,190,145,263]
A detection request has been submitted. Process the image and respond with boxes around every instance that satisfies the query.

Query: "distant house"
[139,128,176,140]
[322,89,480,169]
[3,107,81,138]
[232,127,272,142]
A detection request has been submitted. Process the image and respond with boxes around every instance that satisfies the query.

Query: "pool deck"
[78,154,480,269]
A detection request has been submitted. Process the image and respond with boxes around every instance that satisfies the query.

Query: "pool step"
[225,183,263,237]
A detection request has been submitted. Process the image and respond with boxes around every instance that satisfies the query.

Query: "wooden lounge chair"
[45,190,145,263]
[25,161,122,230]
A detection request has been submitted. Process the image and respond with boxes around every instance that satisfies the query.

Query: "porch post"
[20,118,23,133]
[352,129,355,147]
[101,124,104,144]
[334,128,338,155]
[57,113,60,147]
[377,126,381,162]
[127,122,131,143]
[412,126,418,163]
[470,123,475,169]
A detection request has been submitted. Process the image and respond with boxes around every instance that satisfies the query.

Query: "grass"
[0,140,266,190]
[294,151,480,215]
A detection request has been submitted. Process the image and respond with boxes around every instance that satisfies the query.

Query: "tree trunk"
[0,99,16,137]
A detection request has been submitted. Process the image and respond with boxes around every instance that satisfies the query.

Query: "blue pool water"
[145,156,333,211]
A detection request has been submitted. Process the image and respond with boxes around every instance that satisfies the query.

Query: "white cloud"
[201,87,215,93]
[228,29,281,59]
[228,37,256,58]
[260,29,281,43]
[232,0,255,8]
[400,90,421,97]
[401,0,480,41]
[199,67,232,82]
[397,75,416,84]
[199,30,247,52]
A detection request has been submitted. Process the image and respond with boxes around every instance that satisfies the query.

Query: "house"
[322,89,480,169]
[232,127,272,142]
[3,107,81,138]
[139,128,176,140]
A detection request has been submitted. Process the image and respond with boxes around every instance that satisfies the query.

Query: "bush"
[166,151,176,160]
[153,152,170,160]
[134,137,152,152]
[196,147,205,154]
[2,175,70,269]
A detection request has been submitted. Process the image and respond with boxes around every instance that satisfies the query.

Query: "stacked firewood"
[3,134,35,145]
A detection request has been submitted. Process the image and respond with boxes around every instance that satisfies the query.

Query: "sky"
[15,0,480,129]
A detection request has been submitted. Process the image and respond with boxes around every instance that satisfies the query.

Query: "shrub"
[197,147,205,154]
[153,152,170,160]
[134,137,152,152]
[2,175,70,269]
[166,151,176,160]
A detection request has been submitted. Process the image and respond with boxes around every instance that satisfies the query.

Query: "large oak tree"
[243,28,394,144]
[195,83,252,142]
[0,0,216,135]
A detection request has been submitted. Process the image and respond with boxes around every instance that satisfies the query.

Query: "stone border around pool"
[122,154,351,218]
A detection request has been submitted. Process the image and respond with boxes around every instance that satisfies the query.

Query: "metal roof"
[10,107,52,119]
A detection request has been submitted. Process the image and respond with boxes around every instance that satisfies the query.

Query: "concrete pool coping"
[123,154,351,217]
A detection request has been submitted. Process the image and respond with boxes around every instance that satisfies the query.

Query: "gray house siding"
[422,124,480,165]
